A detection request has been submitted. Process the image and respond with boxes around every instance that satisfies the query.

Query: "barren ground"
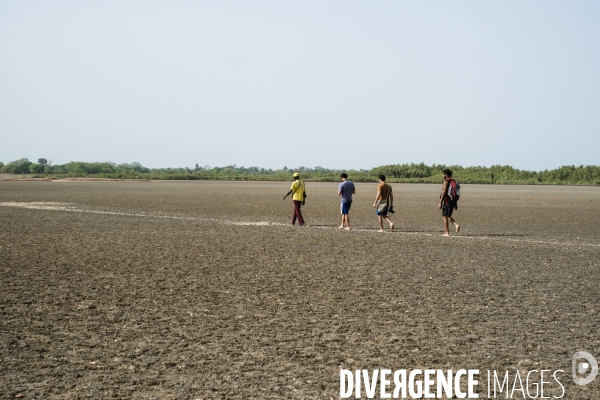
[1,181,599,399]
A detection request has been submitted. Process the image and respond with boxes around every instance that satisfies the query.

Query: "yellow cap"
[292,172,300,177]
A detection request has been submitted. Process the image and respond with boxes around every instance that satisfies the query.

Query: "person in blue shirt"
[338,173,356,230]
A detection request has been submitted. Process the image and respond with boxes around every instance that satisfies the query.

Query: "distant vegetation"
[1,158,599,185]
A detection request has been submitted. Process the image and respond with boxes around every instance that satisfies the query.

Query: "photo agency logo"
[339,352,597,399]
[572,351,598,386]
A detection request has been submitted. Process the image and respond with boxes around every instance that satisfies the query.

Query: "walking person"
[338,173,355,230]
[439,168,460,236]
[373,174,394,232]
[283,172,307,226]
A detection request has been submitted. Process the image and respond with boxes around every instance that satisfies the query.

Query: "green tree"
[29,163,45,174]
[4,158,33,174]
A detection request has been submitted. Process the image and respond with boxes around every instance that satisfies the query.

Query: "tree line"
[1,158,599,185]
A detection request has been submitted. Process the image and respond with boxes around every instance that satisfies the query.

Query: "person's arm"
[284,182,297,200]
[439,181,449,209]
[388,187,393,207]
[373,190,381,208]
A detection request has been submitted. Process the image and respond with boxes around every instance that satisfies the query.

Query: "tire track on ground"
[1,202,598,248]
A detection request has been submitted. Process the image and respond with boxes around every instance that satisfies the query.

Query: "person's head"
[292,172,299,180]
[378,174,386,182]
[442,169,453,178]
[340,173,348,181]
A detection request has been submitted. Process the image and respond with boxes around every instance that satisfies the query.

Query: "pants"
[292,200,305,225]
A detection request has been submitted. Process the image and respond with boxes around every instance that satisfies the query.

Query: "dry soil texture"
[1,181,599,399]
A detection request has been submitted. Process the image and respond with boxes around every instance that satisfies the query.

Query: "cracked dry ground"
[0,181,599,399]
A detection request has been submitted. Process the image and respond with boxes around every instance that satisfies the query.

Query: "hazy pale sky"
[1,1,599,170]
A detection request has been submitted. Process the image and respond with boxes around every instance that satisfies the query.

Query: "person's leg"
[339,203,345,228]
[441,203,452,236]
[385,216,394,231]
[295,201,305,225]
[378,215,384,232]
[341,203,351,229]
[442,216,451,236]
[449,217,460,233]
[292,200,300,225]
[291,202,297,225]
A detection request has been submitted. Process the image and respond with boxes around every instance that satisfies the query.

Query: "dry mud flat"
[0,181,599,399]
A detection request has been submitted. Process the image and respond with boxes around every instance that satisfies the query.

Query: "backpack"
[447,179,460,202]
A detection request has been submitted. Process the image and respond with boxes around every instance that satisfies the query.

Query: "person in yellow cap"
[283,172,307,226]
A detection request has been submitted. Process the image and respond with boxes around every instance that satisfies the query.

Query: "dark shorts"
[442,202,456,217]
[376,207,388,216]
[341,202,351,215]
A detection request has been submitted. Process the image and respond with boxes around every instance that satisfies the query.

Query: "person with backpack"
[373,174,395,232]
[439,168,460,236]
[283,172,307,226]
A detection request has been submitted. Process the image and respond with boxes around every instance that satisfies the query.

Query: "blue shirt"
[338,180,355,203]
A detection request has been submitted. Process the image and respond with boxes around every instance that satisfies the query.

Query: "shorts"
[442,202,456,217]
[341,202,351,215]
[376,207,388,216]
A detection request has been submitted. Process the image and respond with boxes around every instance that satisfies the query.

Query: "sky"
[1,1,599,171]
